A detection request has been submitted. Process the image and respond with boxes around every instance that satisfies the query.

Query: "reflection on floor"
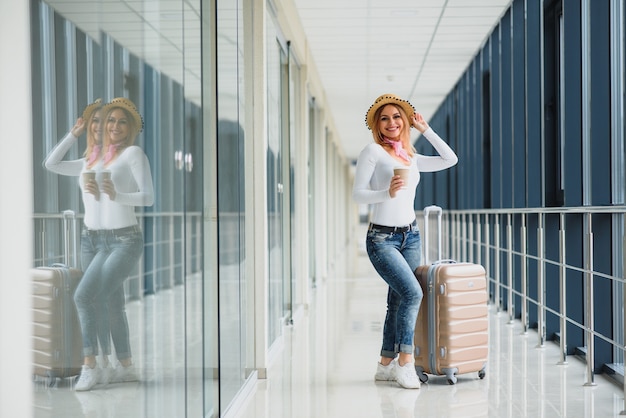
[33,247,626,418]
[234,248,626,418]
[32,277,202,418]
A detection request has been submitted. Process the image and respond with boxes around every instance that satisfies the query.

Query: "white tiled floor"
[234,247,626,418]
[33,245,626,417]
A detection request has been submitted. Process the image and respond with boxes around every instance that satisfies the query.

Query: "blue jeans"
[366,224,422,358]
[76,226,143,360]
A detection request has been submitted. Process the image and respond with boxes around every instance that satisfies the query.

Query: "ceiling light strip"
[407,0,449,100]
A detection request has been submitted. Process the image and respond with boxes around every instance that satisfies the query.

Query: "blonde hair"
[370,103,415,157]
[82,108,103,166]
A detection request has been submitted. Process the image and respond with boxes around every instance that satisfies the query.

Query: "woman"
[45,97,154,391]
[352,94,457,389]
[44,99,114,387]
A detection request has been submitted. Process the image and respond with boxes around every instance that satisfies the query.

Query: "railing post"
[460,213,467,261]
[538,213,546,347]
[469,214,474,263]
[457,212,460,260]
[476,214,482,267]
[438,209,443,260]
[521,213,528,334]
[449,213,455,261]
[507,214,514,323]
[485,216,491,305]
[622,224,626,415]
[584,212,596,386]
[495,214,501,312]
[196,215,202,272]
[558,213,568,365]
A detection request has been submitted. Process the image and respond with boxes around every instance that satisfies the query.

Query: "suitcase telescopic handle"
[423,205,443,265]
[62,210,77,268]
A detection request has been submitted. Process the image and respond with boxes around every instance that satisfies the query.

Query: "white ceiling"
[44,0,512,160]
[293,0,512,159]
[42,0,202,105]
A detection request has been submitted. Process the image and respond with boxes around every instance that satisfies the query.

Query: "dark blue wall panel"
[512,0,527,209]
[526,0,542,208]
[563,0,583,206]
[491,27,502,209]
[501,10,513,210]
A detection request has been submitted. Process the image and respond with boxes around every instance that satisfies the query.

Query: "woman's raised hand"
[71,117,87,138]
[411,113,429,133]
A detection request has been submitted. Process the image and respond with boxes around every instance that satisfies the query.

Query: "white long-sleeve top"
[352,128,458,227]
[44,132,154,230]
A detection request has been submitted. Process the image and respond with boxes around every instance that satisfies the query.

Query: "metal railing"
[430,206,626,408]
[33,211,203,299]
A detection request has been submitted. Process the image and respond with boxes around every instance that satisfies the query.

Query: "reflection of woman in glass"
[45,98,154,391]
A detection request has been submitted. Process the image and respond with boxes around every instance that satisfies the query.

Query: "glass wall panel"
[288,49,299,310]
[202,1,219,415]
[31,0,206,416]
[267,18,286,346]
[307,98,317,288]
[216,0,249,413]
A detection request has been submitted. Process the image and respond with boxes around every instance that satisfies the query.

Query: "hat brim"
[81,98,102,122]
[365,94,415,130]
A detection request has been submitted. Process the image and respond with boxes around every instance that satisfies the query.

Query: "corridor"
[234,237,625,418]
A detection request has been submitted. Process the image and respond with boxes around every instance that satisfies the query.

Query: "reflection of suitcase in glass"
[413,206,488,384]
[32,210,83,383]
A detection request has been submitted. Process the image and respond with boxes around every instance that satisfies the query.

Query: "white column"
[0,1,33,417]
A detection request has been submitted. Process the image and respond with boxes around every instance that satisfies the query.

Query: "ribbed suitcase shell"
[413,262,488,384]
[32,265,83,379]
[32,210,83,382]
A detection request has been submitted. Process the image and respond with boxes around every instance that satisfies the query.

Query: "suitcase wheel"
[33,373,58,388]
[479,369,486,379]
[415,367,428,383]
[442,367,458,385]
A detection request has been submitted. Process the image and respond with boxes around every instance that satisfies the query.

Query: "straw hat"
[103,97,144,132]
[81,98,102,122]
[365,93,415,130]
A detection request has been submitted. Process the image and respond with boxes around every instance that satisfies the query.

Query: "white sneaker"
[99,363,113,385]
[75,365,101,391]
[393,361,421,389]
[374,359,397,381]
[112,362,139,383]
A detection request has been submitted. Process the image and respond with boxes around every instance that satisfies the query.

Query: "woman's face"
[377,104,404,140]
[107,108,130,145]
[90,110,103,144]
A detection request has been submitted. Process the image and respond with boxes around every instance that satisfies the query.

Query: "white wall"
[0,1,33,417]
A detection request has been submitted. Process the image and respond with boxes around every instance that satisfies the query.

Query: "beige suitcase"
[413,206,488,384]
[32,265,83,380]
[32,210,83,383]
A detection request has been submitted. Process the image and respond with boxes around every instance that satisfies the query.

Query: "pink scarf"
[103,144,121,165]
[86,145,101,166]
[382,137,411,163]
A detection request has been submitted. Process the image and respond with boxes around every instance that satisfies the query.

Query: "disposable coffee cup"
[99,170,111,192]
[82,170,96,184]
[393,166,409,189]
